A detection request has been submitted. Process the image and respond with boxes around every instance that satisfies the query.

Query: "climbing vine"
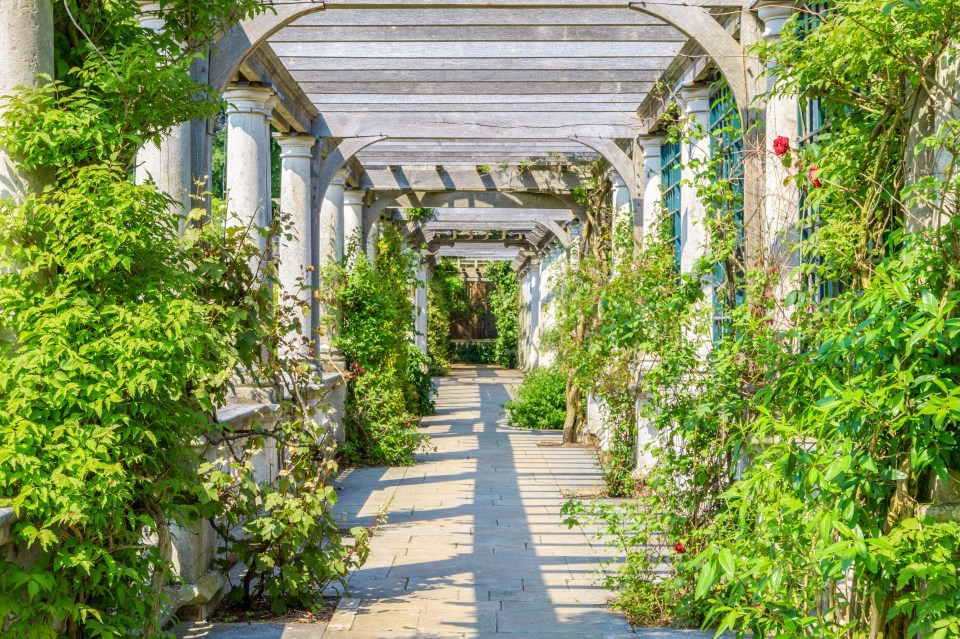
[427,258,465,375]
[323,226,432,466]
[565,1,960,636]
[484,261,520,369]
[0,1,369,634]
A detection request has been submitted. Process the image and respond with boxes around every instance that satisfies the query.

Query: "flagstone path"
[176,365,719,639]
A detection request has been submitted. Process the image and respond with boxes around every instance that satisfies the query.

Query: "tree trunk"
[562,376,582,444]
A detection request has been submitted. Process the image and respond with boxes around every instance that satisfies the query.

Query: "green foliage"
[427,258,465,375]
[565,2,960,637]
[452,341,496,364]
[405,207,436,222]
[0,0,370,633]
[483,262,520,369]
[503,365,567,430]
[326,227,431,466]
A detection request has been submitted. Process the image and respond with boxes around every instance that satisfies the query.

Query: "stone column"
[274,133,316,347]
[636,135,664,239]
[0,0,54,202]
[319,169,348,265]
[223,84,274,250]
[529,259,542,368]
[413,261,429,356]
[134,2,192,217]
[755,0,801,285]
[678,82,713,275]
[608,169,631,266]
[315,168,348,367]
[365,214,380,265]
[343,188,365,258]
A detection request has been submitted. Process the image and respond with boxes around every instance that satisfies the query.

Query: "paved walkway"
[177,365,717,638]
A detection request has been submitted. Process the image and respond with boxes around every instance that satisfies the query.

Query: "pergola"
[201,0,759,269]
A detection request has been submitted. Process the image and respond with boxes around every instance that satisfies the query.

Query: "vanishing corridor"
[325,365,631,638]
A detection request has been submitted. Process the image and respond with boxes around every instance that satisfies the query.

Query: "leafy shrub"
[504,366,567,430]
[484,262,520,369]
[427,259,465,375]
[453,341,496,363]
[327,227,431,466]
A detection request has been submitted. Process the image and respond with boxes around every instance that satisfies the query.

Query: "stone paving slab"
[175,365,727,639]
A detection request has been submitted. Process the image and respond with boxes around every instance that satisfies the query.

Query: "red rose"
[808,166,822,188]
[772,135,790,156]
[674,542,686,554]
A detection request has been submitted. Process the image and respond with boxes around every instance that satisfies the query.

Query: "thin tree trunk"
[562,375,582,444]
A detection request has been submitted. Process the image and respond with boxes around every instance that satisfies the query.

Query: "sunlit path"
[304,364,712,639]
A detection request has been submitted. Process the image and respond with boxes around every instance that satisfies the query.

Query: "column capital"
[223,84,274,116]
[343,188,366,205]
[273,133,316,159]
[330,168,350,188]
[606,168,627,189]
[679,82,713,122]
[136,1,164,30]
[751,0,800,41]
[636,134,664,159]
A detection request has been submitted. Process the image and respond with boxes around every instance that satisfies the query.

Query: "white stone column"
[224,84,274,250]
[134,2,192,217]
[365,214,380,265]
[756,0,800,318]
[0,0,54,202]
[755,1,802,302]
[319,169,348,266]
[343,188,365,258]
[274,133,316,346]
[414,262,429,356]
[608,169,631,266]
[636,135,664,240]
[678,82,713,275]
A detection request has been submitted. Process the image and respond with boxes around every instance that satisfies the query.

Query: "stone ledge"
[0,507,16,546]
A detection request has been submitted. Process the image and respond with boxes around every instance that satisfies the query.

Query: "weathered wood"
[570,136,639,206]
[291,7,669,26]
[320,0,741,7]
[272,24,685,42]
[361,166,590,191]
[432,245,523,260]
[209,2,325,92]
[358,153,597,165]
[412,208,575,221]
[280,57,692,72]
[240,46,316,132]
[390,191,579,212]
[271,41,681,58]
[288,68,665,83]
[315,135,388,208]
[298,81,656,96]
[305,93,652,105]
[629,2,748,111]
[314,113,638,139]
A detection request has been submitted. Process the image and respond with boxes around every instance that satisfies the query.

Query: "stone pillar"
[608,169,631,265]
[319,169,348,265]
[678,82,713,275]
[274,133,316,347]
[366,214,380,265]
[315,168,349,368]
[413,262,428,356]
[0,0,54,202]
[636,135,664,239]
[343,188,365,258]
[223,84,274,250]
[755,0,802,285]
[134,2,192,217]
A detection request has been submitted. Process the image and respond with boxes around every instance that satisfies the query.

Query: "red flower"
[674,542,686,554]
[772,135,790,156]
[808,166,822,188]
